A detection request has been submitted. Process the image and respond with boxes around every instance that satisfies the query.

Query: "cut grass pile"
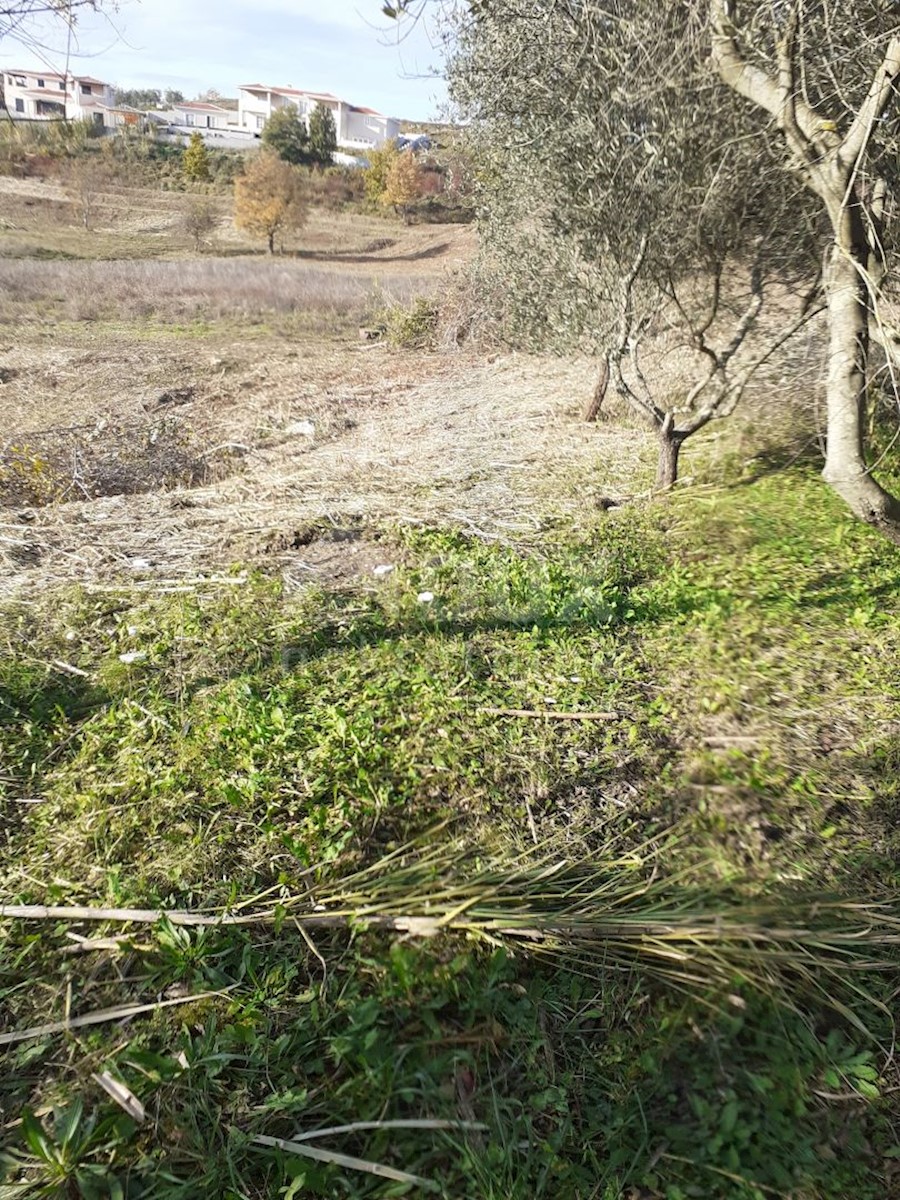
[1,470,900,1198]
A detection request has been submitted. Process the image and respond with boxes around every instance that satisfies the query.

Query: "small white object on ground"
[373,564,395,578]
[417,591,435,604]
[287,420,316,437]
[118,651,146,665]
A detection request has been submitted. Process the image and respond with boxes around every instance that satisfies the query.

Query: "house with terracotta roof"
[236,83,399,150]
[2,68,116,125]
[169,99,233,131]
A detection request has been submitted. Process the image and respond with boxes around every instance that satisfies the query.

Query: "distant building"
[2,69,116,125]
[236,83,399,150]
[168,100,233,131]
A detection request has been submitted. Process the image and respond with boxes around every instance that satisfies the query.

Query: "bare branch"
[841,36,900,167]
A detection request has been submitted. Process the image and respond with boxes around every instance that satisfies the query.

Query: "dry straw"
[3,830,899,1037]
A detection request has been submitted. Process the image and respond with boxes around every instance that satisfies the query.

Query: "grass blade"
[251,1133,439,1190]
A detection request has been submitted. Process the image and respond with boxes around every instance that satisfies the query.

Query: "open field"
[0,173,475,264]
[2,174,900,1199]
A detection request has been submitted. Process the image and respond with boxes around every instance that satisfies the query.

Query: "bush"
[304,166,366,211]
[182,131,211,182]
[181,196,218,251]
[378,295,440,349]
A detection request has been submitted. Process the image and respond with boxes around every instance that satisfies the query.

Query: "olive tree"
[707,1,900,534]
[410,0,900,533]
[447,1,825,487]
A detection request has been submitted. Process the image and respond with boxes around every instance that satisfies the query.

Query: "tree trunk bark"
[583,353,610,423]
[656,422,684,490]
[821,196,900,542]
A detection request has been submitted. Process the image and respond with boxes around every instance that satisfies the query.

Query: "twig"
[50,659,92,679]
[478,707,618,721]
[0,904,442,935]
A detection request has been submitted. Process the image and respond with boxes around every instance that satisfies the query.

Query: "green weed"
[2,473,900,1197]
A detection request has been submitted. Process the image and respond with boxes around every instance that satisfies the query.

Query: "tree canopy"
[182,131,210,182]
[308,102,338,166]
[234,151,308,253]
[261,106,310,166]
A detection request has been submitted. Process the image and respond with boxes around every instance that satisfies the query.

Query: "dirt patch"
[257,520,394,589]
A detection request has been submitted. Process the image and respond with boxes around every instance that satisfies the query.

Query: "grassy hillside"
[2,467,900,1198]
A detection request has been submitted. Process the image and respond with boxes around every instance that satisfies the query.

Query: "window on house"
[13,76,26,86]
[59,81,65,90]
[80,83,92,95]
[37,79,45,87]
[14,98,24,112]
[256,114,264,129]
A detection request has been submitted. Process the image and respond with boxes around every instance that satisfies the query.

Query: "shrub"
[181,196,218,251]
[182,132,211,182]
[304,165,366,211]
[379,295,439,349]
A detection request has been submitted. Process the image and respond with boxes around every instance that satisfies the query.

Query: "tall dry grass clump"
[0,258,434,324]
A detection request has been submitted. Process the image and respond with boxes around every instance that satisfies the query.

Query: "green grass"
[2,469,900,1198]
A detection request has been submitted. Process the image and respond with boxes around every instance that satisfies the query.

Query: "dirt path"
[1,351,651,596]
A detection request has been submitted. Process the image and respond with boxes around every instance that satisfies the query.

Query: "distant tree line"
[113,88,184,110]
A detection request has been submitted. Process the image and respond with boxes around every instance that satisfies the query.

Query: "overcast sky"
[3,0,450,120]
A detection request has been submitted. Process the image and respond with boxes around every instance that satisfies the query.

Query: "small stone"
[287,420,315,437]
[118,651,146,664]
[417,591,435,604]
[373,564,395,578]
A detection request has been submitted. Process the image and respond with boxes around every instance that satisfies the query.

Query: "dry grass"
[0,257,435,324]
[0,353,654,596]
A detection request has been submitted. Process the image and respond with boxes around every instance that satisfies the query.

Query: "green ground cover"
[2,468,899,1199]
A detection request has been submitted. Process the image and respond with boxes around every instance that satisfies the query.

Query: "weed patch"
[2,475,900,1197]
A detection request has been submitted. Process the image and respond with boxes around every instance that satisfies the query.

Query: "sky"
[2,0,451,121]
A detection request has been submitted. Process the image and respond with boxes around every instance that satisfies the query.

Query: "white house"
[2,69,116,125]
[168,100,234,131]
[236,83,399,150]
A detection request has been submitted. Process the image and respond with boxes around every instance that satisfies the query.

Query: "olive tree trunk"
[656,424,685,490]
[711,5,900,542]
[821,194,900,540]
